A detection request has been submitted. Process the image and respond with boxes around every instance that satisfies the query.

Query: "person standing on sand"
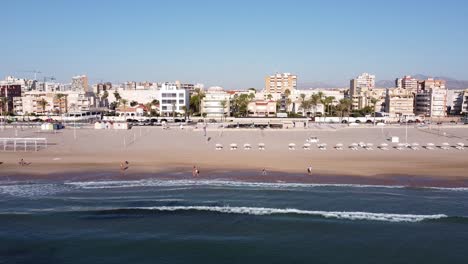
[120,161,129,174]
[307,166,313,175]
[262,168,267,176]
[192,166,200,177]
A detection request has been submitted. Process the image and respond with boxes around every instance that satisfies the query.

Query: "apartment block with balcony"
[265,73,297,95]
[349,73,376,110]
[384,88,415,117]
[201,87,230,118]
[157,82,189,116]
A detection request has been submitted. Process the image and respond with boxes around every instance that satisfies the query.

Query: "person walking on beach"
[120,161,129,174]
[307,166,313,175]
[192,166,200,177]
[262,168,267,176]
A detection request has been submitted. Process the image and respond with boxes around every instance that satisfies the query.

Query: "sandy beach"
[1,124,468,186]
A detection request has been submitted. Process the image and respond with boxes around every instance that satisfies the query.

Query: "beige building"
[248,100,276,117]
[349,73,376,110]
[14,91,96,115]
[415,79,447,117]
[385,88,414,117]
[265,73,297,95]
[71,75,89,93]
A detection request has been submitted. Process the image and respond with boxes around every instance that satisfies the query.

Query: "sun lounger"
[288,143,296,150]
[395,143,406,151]
[244,144,252,150]
[303,143,311,150]
[365,143,374,151]
[379,143,389,151]
[317,143,327,151]
[335,143,344,151]
[230,143,238,150]
[258,143,265,151]
[440,143,450,150]
[456,143,465,150]
[215,144,223,151]
[349,143,358,151]
[425,143,435,150]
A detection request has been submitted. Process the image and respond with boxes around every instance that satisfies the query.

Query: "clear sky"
[1,0,467,89]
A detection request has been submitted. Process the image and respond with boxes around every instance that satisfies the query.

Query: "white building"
[349,73,376,110]
[201,86,230,118]
[158,82,189,116]
[415,89,447,117]
[71,75,89,92]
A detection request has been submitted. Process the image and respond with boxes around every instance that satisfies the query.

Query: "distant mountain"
[379,74,468,90]
[300,74,468,90]
[298,81,346,89]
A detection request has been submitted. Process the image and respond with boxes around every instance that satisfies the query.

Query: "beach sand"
[1,125,468,186]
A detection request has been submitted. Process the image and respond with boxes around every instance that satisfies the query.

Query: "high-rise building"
[349,73,376,110]
[395,76,418,92]
[71,75,89,92]
[265,73,297,94]
[414,78,447,117]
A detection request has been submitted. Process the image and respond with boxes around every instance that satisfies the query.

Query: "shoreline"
[2,165,468,189]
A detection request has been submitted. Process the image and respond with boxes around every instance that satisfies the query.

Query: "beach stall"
[40,123,54,131]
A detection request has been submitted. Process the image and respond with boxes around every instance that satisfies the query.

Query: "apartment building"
[384,88,415,117]
[396,76,418,92]
[349,73,376,110]
[157,82,189,116]
[71,75,89,92]
[14,91,96,115]
[0,84,22,113]
[201,86,230,118]
[414,78,447,117]
[265,73,297,95]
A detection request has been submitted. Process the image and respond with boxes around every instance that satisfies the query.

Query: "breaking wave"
[24,206,450,223]
[65,179,468,192]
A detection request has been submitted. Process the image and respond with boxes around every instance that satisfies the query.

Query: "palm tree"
[220,100,227,121]
[171,101,177,118]
[37,98,49,114]
[0,96,7,117]
[120,99,128,118]
[114,91,121,101]
[54,93,67,115]
[370,97,379,123]
[322,96,335,117]
[299,94,307,115]
[310,94,321,117]
[267,94,273,101]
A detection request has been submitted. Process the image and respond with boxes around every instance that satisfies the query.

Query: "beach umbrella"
[258,143,265,150]
[457,143,465,147]
[244,143,251,150]
[289,143,296,150]
[215,143,223,150]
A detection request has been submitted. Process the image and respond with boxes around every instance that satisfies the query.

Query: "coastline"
[1,126,468,188]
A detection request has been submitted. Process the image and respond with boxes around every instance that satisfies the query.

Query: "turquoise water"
[1,178,467,263]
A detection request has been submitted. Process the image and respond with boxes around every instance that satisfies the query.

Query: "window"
[179,100,184,104]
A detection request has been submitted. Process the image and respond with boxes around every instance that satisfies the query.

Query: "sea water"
[0,178,467,263]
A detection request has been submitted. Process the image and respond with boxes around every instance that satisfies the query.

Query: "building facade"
[349,73,376,110]
[247,100,277,117]
[384,88,414,117]
[201,86,230,118]
[157,82,189,116]
[0,84,22,113]
[265,73,297,95]
[414,78,447,117]
[71,75,89,92]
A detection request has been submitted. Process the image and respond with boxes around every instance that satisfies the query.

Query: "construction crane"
[20,70,42,80]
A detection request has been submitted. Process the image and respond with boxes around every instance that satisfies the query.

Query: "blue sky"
[1,0,467,89]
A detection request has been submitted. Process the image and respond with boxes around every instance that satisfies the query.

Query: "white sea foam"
[124,206,449,223]
[0,184,69,197]
[19,206,449,223]
[65,179,468,192]
[65,179,406,190]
